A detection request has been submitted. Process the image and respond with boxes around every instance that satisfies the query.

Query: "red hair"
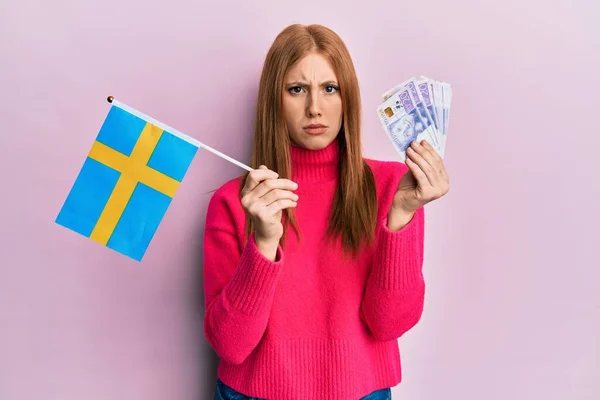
[243,24,377,257]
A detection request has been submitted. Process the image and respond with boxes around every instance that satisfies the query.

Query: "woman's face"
[281,52,343,150]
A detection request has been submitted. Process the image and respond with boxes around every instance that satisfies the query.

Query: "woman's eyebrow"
[285,80,339,86]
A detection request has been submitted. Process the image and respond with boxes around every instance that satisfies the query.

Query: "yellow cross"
[87,123,180,245]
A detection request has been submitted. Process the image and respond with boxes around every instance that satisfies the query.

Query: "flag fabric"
[55,102,199,261]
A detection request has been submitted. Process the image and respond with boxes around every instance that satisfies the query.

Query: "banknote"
[380,78,441,153]
[426,77,445,136]
[405,79,442,153]
[376,86,433,163]
[380,78,439,153]
[419,75,451,157]
[441,81,452,156]
[416,79,440,135]
[379,76,452,160]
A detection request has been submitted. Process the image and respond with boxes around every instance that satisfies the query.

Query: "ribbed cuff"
[371,212,424,290]
[225,233,283,316]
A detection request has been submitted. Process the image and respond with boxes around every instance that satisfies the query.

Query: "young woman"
[203,23,449,400]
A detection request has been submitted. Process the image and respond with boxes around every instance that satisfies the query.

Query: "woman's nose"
[306,94,322,117]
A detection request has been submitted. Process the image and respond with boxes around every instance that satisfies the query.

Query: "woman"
[203,23,449,400]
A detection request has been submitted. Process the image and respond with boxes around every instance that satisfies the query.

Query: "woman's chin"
[292,133,337,150]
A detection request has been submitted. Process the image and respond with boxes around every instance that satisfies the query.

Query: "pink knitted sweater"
[203,139,425,399]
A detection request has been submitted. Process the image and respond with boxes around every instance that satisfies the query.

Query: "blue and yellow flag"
[56,100,199,261]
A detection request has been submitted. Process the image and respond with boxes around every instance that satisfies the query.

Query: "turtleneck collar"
[289,138,340,183]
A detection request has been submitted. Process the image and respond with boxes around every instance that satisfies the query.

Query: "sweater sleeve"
[360,206,426,342]
[202,192,283,365]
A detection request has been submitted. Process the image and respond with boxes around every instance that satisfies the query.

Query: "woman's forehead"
[285,53,337,82]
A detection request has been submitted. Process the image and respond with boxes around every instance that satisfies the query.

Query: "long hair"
[242,23,377,257]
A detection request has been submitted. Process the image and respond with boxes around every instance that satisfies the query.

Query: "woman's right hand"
[240,165,298,260]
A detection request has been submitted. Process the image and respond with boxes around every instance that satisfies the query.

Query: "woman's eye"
[287,85,338,94]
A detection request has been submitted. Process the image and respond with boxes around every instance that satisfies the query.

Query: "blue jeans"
[214,378,391,399]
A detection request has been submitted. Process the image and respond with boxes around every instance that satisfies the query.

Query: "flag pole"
[106,96,254,172]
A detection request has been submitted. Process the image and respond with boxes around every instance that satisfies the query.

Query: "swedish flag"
[56,101,199,261]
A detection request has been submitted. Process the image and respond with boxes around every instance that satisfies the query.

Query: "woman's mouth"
[303,124,328,135]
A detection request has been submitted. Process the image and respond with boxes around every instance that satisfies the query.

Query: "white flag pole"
[107,96,254,172]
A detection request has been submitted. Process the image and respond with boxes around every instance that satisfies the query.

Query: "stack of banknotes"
[376,76,452,162]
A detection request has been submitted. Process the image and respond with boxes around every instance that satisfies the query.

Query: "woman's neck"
[289,139,340,183]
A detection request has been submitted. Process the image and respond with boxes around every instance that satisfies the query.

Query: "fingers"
[242,165,280,194]
[420,140,450,191]
[245,181,298,213]
[264,198,298,217]
[246,190,298,224]
[406,140,450,198]
[408,140,450,184]
[247,184,298,208]
[421,140,449,181]
[241,165,299,216]
[253,178,298,199]
[406,142,436,187]
[260,187,299,207]
[405,156,431,190]
[418,140,441,167]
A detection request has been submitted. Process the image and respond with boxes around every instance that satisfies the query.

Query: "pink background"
[2,0,599,399]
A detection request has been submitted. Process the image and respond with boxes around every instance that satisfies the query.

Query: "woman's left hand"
[388,140,450,229]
